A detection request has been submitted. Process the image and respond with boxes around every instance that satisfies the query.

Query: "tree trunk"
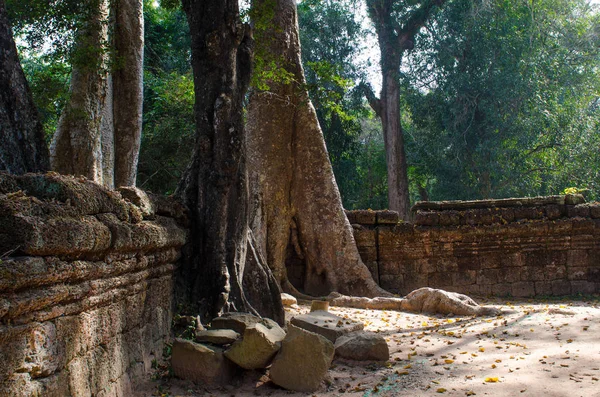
[113,0,143,187]
[50,0,143,189]
[0,0,49,174]
[50,0,110,184]
[177,0,283,324]
[380,71,411,219]
[365,0,447,220]
[100,74,115,187]
[247,0,388,299]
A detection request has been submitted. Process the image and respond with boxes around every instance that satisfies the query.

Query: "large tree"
[363,0,446,219]
[0,0,49,173]
[50,0,144,188]
[246,0,387,298]
[297,0,365,209]
[176,0,284,323]
[113,0,144,187]
[49,0,111,184]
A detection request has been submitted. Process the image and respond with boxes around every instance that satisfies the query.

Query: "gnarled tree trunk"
[247,0,388,299]
[177,0,283,324]
[0,0,49,174]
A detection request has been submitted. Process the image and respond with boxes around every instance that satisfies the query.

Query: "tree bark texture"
[0,0,50,174]
[177,0,283,324]
[113,0,143,187]
[50,0,110,184]
[366,0,446,220]
[381,72,410,219]
[51,0,143,189]
[247,0,388,299]
[100,74,115,187]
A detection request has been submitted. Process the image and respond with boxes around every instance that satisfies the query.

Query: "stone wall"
[0,173,187,397]
[347,195,600,297]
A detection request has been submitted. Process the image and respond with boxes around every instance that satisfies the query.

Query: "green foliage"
[20,56,70,141]
[299,0,389,209]
[403,0,600,201]
[137,4,194,194]
[352,116,388,209]
[144,0,190,74]
[6,0,86,59]
[249,0,298,91]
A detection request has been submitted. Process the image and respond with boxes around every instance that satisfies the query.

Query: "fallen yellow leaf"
[437,388,447,393]
[485,377,499,383]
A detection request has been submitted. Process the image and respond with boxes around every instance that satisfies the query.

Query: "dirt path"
[143,296,600,397]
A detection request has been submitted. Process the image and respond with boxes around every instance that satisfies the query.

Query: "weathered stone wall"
[0,173,187,396]
[347,195,600,297]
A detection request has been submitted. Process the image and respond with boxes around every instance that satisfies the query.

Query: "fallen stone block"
[280,293,297,307]
[334,331,389,361]
[269,325,334,392]
[210,312,262,334]
[171,338,238,384]
[195,329,240,345]
[290,310,363,343]
[224,322,285,369]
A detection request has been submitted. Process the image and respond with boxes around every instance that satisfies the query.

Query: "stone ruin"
[0,173,187,396]
[341,195,600,297]
[0,173,598,395]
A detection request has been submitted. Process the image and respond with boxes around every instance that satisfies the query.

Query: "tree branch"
[358,81,382,117]
[397,0,447,50]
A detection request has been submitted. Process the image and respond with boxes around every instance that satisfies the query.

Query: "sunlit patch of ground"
[140,295,600,397]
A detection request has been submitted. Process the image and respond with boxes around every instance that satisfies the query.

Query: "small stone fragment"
[334,331,390,361]
[269,325,334,392]
[171,338,239,384]
[311,300,329,312]
[196,315,205,332]
[281,293,297,307]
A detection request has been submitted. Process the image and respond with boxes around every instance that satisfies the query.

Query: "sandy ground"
[141,295,600,397]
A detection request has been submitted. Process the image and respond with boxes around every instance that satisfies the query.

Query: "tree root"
[324,288,501,317]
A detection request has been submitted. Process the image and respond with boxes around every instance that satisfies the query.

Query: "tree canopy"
[7,0,600,204]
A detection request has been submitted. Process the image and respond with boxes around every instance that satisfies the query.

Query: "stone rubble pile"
[170,295,390,392]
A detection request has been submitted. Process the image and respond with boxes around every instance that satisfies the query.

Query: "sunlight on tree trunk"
[113,0,143,187]
[247,0,389,299]
[51,0,144,188]
[50,0,110,184]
